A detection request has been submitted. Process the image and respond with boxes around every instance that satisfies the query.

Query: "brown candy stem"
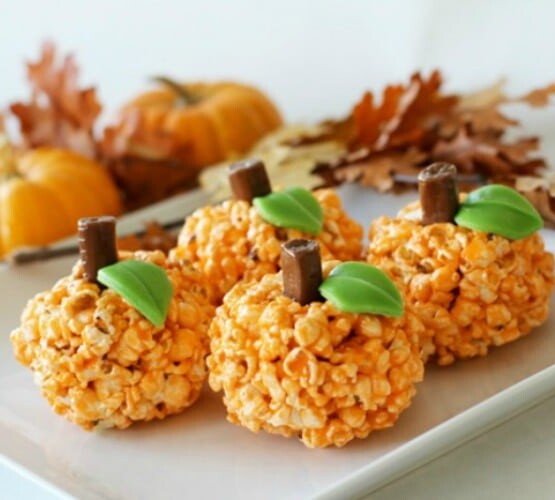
[418,162,459,225]
[78,216,118,284]
[281,239,322,305]
[228,158,272,203]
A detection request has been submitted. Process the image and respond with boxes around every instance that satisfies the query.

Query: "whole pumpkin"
[108,79,283,168]
[0,142,122,258]
[102,79,283,210]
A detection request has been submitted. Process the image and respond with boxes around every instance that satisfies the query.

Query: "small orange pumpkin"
[102,79,283,210]
[0,140,122,258]
[105,78,283,169]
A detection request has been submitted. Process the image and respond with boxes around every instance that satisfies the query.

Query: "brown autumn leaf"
[432,127,543,176]
[515,175,555,227]
[317,148,426,192]
[517,83,555,107]
[117,221,178,254]
[9,41,101,158]
[459,79,555,109]
[439,87,509,140]
[460,107,518,136]
[381,70,458,149]
[347,71,458,152]
[497,138,545,170]
[431,127,504,173]
[317,70,555,203]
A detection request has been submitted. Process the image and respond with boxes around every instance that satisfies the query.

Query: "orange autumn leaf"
[382,70,458,149]
[349,71,458,151]
[351,85,405,149]
[9,41,101,158]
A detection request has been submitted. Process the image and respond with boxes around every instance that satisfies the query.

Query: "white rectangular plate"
[1,185,555,500]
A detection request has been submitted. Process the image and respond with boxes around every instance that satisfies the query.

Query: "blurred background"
[2,0,554,122]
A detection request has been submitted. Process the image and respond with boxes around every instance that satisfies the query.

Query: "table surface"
[3,393,555,499]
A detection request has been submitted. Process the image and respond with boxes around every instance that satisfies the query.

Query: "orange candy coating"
[207,262,424,448]
[367,200,555,365]
[10,250,214,430]
[172,189,363,304]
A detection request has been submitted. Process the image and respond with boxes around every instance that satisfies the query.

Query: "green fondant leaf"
[455,184,543,240]
[319,262,403,317]
[253,187,323,235]
[98,260,173,327]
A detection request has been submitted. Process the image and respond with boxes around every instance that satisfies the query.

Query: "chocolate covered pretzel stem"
[228,158,272,202]
[281,239,322,305]
[418,162,459,225]
[78,216,118,284]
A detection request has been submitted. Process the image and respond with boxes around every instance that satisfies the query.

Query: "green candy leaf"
[253,187,323,235]
[319,262,403,317]
[454,184,543,240]
[98,260,173,328]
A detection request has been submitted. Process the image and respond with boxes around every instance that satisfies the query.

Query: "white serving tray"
[1,185,554,500]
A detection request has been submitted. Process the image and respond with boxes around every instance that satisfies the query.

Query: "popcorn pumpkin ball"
[367,163,555,365]
[171,159,363,303]
[208,239,424,448]
[10,217,213,430]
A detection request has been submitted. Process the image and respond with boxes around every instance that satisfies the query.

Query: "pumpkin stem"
[151,76,200,106]
[0,135,19,180]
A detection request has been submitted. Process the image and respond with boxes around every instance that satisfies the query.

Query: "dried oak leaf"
[432,127,544,176]
[459,107,518,137]
[517,83,555,107]
[314,71,555,218]
[382,70,458,149]
[458,79,507,109]
[515,175,555,227]
[316,148,426,192]
[351,85,405,149]
[456,79,555,135]
[348,71,458,151]
[459,79,555,110]
[117,221,178,254]
[9,41,101,158]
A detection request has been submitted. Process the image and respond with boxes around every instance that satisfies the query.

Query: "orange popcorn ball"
[173,188,363,303]
[207,257,424,448]
[367,182,555,365]
[10,250,214,430]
